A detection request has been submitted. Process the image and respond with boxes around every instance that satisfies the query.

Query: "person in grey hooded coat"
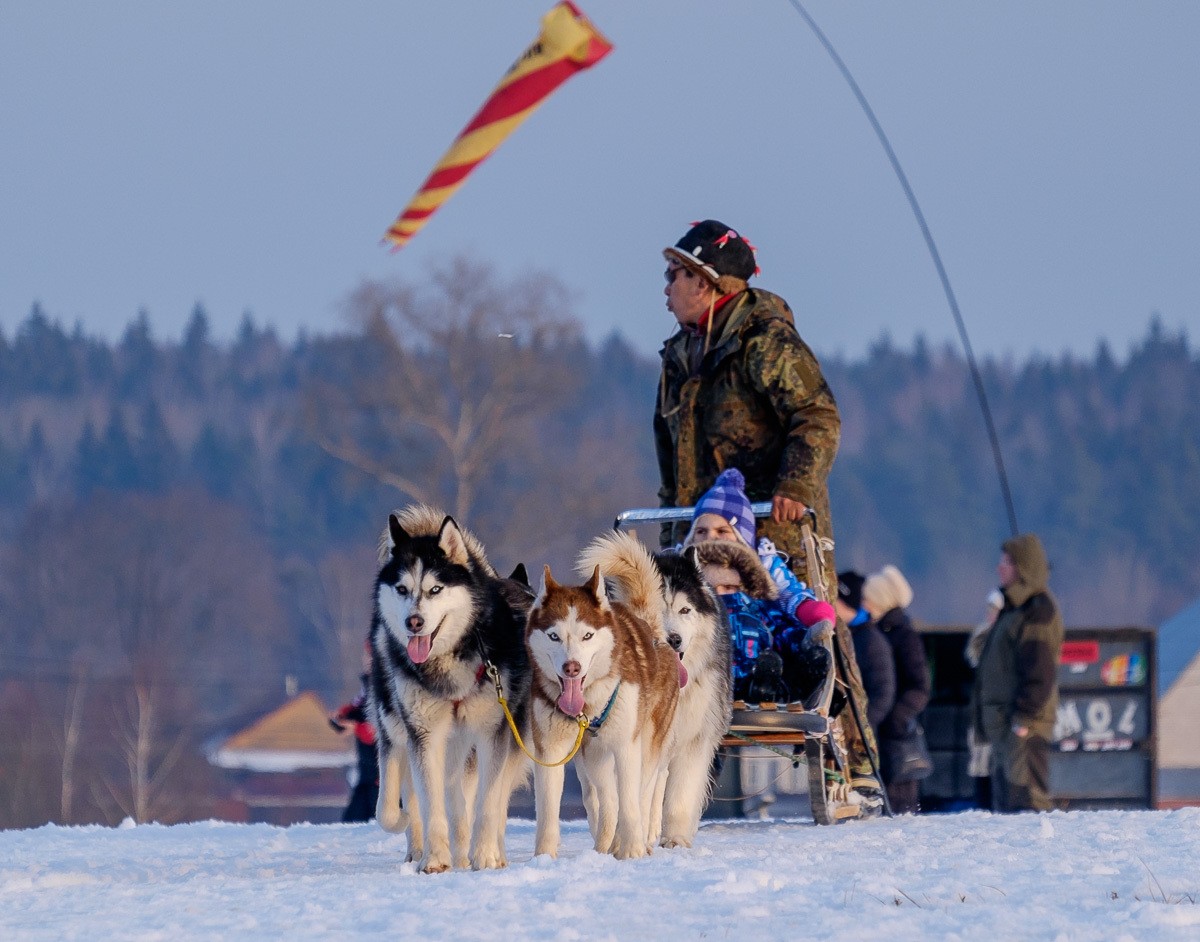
[971,533,1064,812]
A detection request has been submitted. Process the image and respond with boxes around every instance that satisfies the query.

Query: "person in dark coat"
[965,588,1005,809]
[836,571,896,741]
[330,669,379,823]
[971,533,1064,813]
[862,564,931,814]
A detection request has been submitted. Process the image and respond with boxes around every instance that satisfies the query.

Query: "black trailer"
[919,624,1157,811]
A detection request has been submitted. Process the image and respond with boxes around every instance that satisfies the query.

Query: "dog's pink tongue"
[678,653,689,688]
[558,676,586,717]
[407,633,433,664]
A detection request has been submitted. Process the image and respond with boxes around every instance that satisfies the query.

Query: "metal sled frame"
[614,504,857,824]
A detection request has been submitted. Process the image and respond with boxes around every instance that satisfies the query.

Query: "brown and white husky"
[526,553,680,860]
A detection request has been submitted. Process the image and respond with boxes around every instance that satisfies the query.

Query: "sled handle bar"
[613,503,816,530]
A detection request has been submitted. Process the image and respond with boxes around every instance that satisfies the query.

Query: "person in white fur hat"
[862,564,931,814]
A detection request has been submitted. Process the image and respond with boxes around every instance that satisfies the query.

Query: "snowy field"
[2,810,1198,941]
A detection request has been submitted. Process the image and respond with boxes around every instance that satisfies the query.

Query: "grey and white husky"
[578,534,732,848]
[653,546,732,845]
[368,505,532,873]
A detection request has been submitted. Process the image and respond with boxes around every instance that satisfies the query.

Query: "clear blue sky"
[2,1,1197,360]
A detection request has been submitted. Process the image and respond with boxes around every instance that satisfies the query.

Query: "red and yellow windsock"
[383,1,612,250]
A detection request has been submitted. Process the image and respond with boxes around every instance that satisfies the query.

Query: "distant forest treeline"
[1,261,1196,826]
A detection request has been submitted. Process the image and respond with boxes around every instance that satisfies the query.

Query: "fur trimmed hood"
[690,539,777,599]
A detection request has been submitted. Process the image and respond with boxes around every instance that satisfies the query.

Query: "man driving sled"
[653,219,883,815]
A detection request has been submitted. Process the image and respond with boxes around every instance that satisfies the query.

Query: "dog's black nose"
[407,614,424,631]
[667,632,682,651]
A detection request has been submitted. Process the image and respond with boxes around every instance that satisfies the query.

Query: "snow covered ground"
[2,809,1198,941]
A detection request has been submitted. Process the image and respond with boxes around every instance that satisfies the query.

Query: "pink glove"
[795,598,836,628]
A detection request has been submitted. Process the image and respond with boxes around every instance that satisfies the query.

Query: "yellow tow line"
[487,663,588,768]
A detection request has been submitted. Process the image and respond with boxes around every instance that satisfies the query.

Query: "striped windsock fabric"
[383,2,612,250]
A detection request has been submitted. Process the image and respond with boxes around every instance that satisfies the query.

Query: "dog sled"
[614,503,871,825]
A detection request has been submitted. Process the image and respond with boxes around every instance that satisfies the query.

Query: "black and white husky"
[368,505,532,873]
[654,547,732,845]
[577,534,731,848]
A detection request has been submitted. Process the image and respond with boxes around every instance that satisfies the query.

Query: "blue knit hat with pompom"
[692,468,756,547]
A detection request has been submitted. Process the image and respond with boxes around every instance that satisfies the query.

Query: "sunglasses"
[664,266,692,284]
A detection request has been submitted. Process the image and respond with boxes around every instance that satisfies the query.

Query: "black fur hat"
[837,570,865,611]
[664,219,759,285]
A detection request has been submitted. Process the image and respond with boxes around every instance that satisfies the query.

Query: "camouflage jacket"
[653,288,841,592]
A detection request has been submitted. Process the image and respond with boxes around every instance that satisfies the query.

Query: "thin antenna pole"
[784,0,1020,537]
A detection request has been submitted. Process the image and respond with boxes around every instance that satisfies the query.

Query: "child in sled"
[684,468,836,706]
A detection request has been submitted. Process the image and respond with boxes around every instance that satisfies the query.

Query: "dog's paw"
[419,854,452,874]
[660,834,693,849]
[611,837,648,860]
[471,846,508,870]
[590,826,616,855]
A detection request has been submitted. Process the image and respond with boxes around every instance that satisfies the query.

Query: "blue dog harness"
[586,682,621,734]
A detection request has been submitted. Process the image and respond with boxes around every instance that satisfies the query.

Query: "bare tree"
[99,680,189,824]
[54,665,89,823]
[306,259,582,521]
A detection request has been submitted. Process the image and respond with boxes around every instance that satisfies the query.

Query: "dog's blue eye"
[547,631,560,642]
[429,585,442,595]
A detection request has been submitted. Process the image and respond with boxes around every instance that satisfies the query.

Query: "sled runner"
[613,503,862,825]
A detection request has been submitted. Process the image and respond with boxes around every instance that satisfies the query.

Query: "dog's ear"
[388,514,410,550]
[585,564,611,611]
[683,544,703,574]
[508,563,530,587]
[535,564,558,607]
[438,516,470,566]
